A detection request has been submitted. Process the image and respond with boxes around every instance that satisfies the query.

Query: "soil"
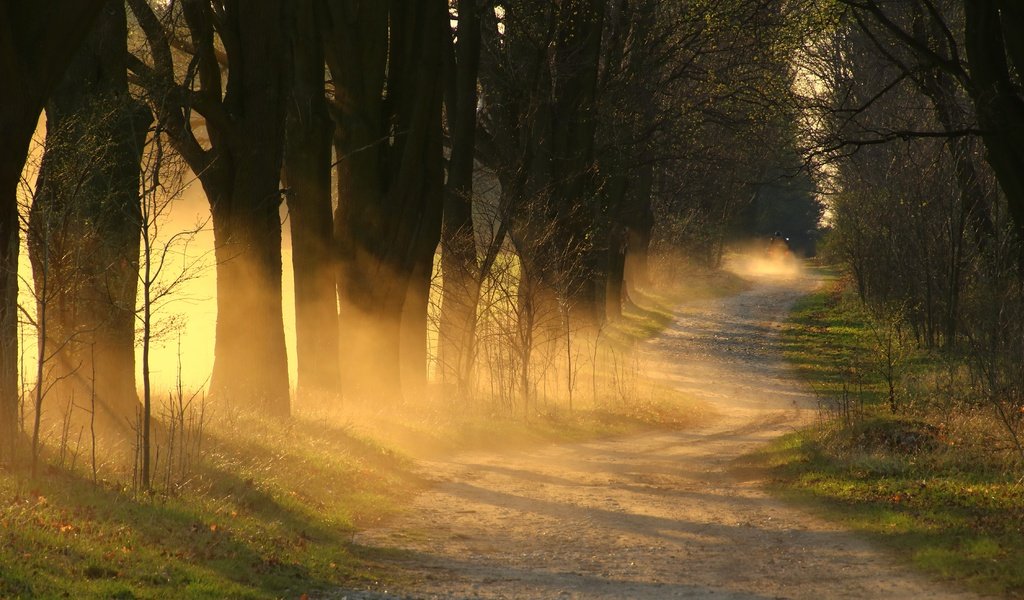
[333,266,981,599]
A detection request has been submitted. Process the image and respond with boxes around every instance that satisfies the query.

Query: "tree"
[800,1,1004,347]
[320,0,448,403]
[438,0,483,394]
[963,2,1024,246]
[28,0,150,435]
[832,0,1024,251]
[593,0,659,320]
[283,0,340,401]
[127,0,291,416]
[0,0,109,463]
[547,0,606,324]
[475,0,599,355]
[136,125,207,491]
[801,0,1024,455]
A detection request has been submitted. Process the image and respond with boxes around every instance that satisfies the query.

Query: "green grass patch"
[745,426,1024,597]
[781,272,883,399]
[0,414,416,599]
[754,273,1024,597]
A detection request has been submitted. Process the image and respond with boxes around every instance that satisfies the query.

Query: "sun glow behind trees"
[17,136,300,395]
[8,0,818,403]
[1,0,827,483]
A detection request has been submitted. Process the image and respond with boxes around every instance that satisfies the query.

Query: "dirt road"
[343,266,979,599]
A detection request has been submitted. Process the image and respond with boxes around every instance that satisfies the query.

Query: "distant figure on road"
[768,231,790,260]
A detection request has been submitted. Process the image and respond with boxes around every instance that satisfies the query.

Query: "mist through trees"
[0,0,844,472]
[8,3,1024,596]
[6,2,1024,593]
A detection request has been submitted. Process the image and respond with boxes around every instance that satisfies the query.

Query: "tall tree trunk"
[29,0,149,433]
[964,1,1024,248]
[127,0,292,417]
[322,0,446,403]
[204,4,291,417]
[549,0,606,327]
[400,256,433,397]
[0,143,23,463]
[606,226,627,320]
[439,0,483,392]
[602,171,630,322]
[0,0,108,462]
[623,164,654,295]
[284,0,340,401]
[207,172,291,417]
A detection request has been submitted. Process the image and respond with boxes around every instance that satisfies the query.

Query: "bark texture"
[623,165,655,296]
[964,1,1024,245]
[438,0,483,393]
[549,0,606,325]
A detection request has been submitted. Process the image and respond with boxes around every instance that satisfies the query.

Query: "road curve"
[339,266,980,600]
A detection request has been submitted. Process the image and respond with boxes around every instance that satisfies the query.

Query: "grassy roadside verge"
[0,266,739,599]
[2,394,715,600]
[0,414,417,599]
[1,405,704,600]
[745,276,1024,597]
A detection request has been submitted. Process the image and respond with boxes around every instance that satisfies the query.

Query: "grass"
[0,414,417,599]
[746,273,1024,597]
[781,270,872,388]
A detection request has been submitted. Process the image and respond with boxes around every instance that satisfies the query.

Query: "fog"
[727,240,805,279]
[14,118,804,449]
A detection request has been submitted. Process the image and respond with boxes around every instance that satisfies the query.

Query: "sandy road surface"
[339,267,980,599]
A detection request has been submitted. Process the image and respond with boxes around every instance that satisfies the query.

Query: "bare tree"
[135,127,208,490]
